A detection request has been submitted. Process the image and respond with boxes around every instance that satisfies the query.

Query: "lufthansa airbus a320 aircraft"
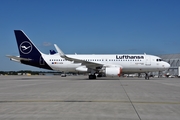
[7,30,170,79]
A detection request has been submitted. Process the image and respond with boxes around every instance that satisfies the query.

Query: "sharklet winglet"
[54,44,65,57]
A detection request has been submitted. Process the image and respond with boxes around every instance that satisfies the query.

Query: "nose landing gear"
[145,73,149,80]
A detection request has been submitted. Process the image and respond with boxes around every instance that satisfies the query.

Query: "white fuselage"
[42,53,170,73]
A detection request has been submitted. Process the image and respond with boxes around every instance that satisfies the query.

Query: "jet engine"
[104,67,122,77]
[75,66,88,72]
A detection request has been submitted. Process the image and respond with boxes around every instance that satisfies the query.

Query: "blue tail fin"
[14,30,41,58]
[14,30,52,70]
[50,50,57,55]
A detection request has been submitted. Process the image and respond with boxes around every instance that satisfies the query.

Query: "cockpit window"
[156,59,162,62]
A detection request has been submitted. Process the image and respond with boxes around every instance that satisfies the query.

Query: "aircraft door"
[39,56,45,65]
[145,55,151,66]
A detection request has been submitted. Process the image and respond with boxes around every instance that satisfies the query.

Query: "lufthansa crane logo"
[19,41,32,54]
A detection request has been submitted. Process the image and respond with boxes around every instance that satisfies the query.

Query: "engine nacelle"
[105,67,122,77]
[76,66,88,72]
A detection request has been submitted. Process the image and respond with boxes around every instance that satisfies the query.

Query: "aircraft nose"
[164,62,170,69]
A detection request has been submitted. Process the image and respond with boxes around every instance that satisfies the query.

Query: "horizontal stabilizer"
[6,55,32,61]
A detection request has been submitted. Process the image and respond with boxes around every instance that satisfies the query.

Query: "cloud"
[43,42,52,46]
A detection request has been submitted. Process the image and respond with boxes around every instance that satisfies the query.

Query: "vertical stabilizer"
[14,30,41,59]
[14,30,52,70]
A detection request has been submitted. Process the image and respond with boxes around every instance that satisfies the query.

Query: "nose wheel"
[145,73,149,80]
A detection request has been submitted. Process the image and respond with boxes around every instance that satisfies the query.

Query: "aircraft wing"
[62,55,103,69]
[54,44,103,69]
[6,55,32,61]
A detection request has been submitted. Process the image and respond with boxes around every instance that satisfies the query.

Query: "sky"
[0,0,180,71]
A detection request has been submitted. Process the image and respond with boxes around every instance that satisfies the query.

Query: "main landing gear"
[89,74,96,79]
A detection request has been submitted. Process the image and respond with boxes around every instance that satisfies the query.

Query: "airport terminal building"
[159,53,180,76]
